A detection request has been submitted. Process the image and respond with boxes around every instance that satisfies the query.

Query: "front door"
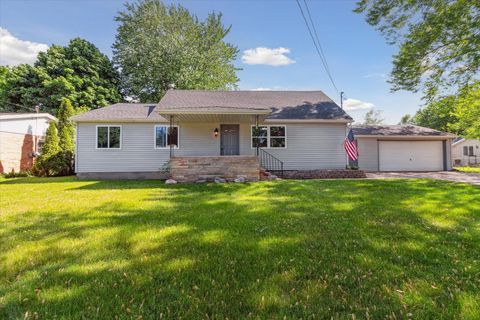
[220,124,240,155]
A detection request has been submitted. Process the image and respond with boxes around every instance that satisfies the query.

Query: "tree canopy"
[411,80,480,139]
[113,0,239,102]
[355,0,480,99]
[1,38,122,114]
[363,109,384,125]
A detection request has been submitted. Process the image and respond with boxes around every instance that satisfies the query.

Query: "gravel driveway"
[366,171,480,185]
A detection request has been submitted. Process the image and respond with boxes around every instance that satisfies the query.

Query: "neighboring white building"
[452,138,480,166]
[0,113,57,173]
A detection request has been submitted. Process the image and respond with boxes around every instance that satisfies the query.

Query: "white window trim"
[154,125,180,149]
[250,125,287,149]
[95,125,122,149]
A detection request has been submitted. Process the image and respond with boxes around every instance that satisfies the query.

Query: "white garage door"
[379,141,444,171]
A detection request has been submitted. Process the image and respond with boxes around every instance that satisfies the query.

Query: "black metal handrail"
[258,148,284,178]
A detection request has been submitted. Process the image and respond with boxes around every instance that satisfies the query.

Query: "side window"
[251,126,268,148]
[269,126,286,148]
[155,125,179,148]
[469,146,474,156]
[251,125,286,148]
[97,126,121,149]
[463,146,468,156]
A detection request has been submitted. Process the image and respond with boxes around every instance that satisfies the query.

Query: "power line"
[303,0,334,82]
[295,0,339,93]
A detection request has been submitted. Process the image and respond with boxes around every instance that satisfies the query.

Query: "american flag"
[344,128,358,161]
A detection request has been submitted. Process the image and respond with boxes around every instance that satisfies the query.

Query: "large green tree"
[355,0,480,99]
[34,121,63,176]
[113,0,239,102]
[2,38,122,114]
[57,98,76,174]
[412,81,480,138]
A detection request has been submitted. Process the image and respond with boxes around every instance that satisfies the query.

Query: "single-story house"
[451,138,479,166]
[71,90,454,181]
[0,112,57,173]
[353,125,455,172]
[71,90,356,181]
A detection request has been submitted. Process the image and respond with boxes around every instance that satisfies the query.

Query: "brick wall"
[0,132,38,173]
[169,156,260,182]
[283,169,366,179]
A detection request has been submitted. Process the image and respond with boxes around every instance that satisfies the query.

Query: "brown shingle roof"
[71,90,353,122]
[353,125,455,137]
[157,90,352,121]
[71,103,166,122]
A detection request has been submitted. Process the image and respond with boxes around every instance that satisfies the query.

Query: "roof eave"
[264,118,352,123]
[355,135,455,139]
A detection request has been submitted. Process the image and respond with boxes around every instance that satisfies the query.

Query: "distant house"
[0,113,57,174]
[451,138,479,166]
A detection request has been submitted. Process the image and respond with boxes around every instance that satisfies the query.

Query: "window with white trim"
[251,125,286,148]
[155,125,179,148]
[97,126,121,149]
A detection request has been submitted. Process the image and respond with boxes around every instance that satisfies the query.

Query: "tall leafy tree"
[355,0,480,99]
[413,81,480,138]
[57,98,76,174]
[412,96,458,133]
[398,114,415,125]
[452,82,480,139]
[113,0,239,102]
[363,109,384,125]
[35,121,62,176]
[2,38,122,114]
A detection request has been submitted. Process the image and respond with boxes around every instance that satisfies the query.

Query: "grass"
[455,166,480,173]
[0,177,479,319]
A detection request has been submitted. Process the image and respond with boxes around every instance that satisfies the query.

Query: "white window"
[251,125,286,148]
[97,125,121,149]
[155,125,179,149]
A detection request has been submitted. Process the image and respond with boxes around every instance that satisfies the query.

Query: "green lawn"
[1,177,479,319]
[455,166,480,173]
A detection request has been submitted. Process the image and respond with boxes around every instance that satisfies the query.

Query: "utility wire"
[295,0,339,93]
[303,0,334,82]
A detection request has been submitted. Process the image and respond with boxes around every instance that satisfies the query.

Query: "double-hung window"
[155,125,179,148]
[97,125,121,149]
[251,125,286,148]
[469,146,474,156]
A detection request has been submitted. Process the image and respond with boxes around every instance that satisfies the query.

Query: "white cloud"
[343,98,374,111]
[249,87,273,91]
[242,47,295,66]
[0,28,49,66]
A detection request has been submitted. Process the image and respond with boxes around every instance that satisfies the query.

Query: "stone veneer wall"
[282,169,366,179]
[169,156,260,182]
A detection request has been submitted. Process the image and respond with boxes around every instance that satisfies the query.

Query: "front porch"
[158,105,277,182]
[169,155,260,183]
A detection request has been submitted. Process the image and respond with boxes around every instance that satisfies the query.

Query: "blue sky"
[0,0,423,123]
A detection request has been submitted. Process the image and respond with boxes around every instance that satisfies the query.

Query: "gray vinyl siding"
[76,122,347,173]
[357,138,378,171]
[254,123,347,170]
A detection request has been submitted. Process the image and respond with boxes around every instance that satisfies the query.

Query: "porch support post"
[169,115,174,158]
[255,115,259,156]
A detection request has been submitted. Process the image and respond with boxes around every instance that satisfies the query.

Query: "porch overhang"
[157,107,271,122]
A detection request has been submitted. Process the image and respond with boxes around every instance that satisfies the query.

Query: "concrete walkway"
[366,171,480,186]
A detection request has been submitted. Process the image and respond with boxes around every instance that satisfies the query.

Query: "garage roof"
[353,125,455,137]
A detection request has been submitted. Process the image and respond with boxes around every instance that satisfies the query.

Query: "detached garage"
[353,125,455,172]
